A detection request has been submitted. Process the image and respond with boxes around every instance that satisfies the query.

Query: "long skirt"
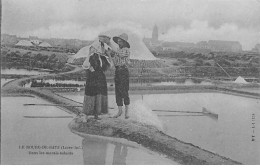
[83,70,108,116]
[82,94,108,115]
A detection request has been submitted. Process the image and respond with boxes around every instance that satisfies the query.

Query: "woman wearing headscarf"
[82,35,111,121]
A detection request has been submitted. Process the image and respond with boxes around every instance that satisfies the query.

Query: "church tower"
[152,24,158,43]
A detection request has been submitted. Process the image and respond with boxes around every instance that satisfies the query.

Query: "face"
[117,38,125,48]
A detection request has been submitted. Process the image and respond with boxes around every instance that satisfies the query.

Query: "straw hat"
[113,33,130,48]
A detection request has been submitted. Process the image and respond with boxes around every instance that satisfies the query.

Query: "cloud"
[161,20,260,50]
[2,0,260,49]
[4,0,260,30]
[24,21,152,40]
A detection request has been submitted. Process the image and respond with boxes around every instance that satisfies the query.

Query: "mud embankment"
[69,118,240,165]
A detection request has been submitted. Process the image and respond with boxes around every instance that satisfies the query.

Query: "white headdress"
[82,40,111,71]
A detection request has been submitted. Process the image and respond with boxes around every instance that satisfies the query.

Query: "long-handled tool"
[24,116,73,118]
[157,114,204,117]
[24,103,83,107]
[24,103,115,109]
[153,107,218,119]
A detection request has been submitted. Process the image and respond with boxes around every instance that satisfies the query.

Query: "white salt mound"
[128,100,164,131]
[15,40,33,46]
[234,76,248,84]
[39,42,52,47]
[184,79,194,85]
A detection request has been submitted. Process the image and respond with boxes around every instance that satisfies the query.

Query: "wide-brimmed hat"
[113,33,130,48]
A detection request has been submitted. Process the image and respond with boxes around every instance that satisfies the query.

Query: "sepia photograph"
[1,0,260,165]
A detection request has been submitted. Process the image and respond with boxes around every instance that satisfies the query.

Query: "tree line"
[1,50,68,72]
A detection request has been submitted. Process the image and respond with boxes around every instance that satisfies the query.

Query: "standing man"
[105,33,131,119]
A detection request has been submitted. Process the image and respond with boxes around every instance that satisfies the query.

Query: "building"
[207,40,242,52]
[195,40,243,52]
[30,39,42,45]
[162,42,196,51]
[152,25,159,43]
[143,24,162,49]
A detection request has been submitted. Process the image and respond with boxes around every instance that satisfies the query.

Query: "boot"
[125,105,129,119]
[113,106,123,118]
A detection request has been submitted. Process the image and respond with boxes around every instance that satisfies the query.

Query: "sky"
[2,0,260,50]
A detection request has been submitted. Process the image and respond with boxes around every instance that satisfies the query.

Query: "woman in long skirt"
[82,38,111,121]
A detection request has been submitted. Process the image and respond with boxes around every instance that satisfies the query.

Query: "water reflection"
[82,137,128,165]
[82,138,108,165]
[112,144,127,165]
[81,136,176,165]
[82,138,127,165]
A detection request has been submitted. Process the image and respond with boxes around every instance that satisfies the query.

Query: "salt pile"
[128,100,164,131]
[234,76,248,84]
[15,40,33,46]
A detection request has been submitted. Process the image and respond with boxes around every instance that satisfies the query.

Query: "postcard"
[1,0,260,165]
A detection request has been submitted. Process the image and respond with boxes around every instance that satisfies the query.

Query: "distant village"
[144,25,260,54]
[1,34,92,54]
[1,25,260,54]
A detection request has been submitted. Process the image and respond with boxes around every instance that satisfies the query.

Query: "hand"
[106,49,115,57]
[110,50,117,57]
[105,49,111,55]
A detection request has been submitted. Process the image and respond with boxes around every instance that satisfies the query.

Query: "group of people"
[81,33,131,122]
